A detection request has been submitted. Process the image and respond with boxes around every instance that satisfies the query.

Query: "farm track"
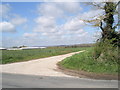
[1,51,84,77]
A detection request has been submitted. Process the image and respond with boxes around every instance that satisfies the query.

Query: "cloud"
[33,16,87,41]
[1,16,27,32]
[34,16,58,34]
[10,16,27,26]
[81,9,104,20]
[0,4,11,18]
[37,3,64,18]
[23,33,37,37]
[37,2,82,18]
[32,2,88,44]
[0,21,16,32]
[35,16,55,28]
[58,2,82,14]
[63,17,85,31]
[0,4,28,32]
[34,2,84,34]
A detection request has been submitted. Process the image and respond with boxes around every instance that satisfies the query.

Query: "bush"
[93,38,119,64]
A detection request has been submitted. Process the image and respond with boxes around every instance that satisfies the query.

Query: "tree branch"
[92,3,104,9]
[115,1,120,8]
[100,21,104,32]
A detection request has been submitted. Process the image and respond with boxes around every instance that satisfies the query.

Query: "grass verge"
[59,47,119,75]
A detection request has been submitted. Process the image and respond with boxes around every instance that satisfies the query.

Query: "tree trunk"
[101,2,115,41]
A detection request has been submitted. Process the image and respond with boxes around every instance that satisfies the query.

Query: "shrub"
[93,38,119,64]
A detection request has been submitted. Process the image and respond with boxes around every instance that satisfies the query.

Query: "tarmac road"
[2,73,118,88]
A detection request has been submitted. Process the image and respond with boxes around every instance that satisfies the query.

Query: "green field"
[60,47,119,74]
[1,47,89,64]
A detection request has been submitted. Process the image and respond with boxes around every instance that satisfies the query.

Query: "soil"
[57,62,119,80]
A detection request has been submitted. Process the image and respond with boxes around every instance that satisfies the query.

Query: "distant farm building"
[0,48,7,50]
[21,47,46,50]
[6,46,46,50]
[7,48,21,50]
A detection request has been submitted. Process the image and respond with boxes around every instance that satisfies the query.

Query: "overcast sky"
[0,2,104,47]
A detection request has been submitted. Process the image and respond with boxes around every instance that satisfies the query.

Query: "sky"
[0,2,105,47]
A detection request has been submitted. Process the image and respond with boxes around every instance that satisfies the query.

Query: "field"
[60,47,119,74]
[1,47,89,64]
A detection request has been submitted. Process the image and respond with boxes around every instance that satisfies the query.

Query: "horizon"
[1,42,95,48]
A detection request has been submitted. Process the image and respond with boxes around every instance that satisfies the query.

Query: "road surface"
[2,73,118,88]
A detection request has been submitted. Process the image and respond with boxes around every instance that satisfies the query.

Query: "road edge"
[57,60,119,80]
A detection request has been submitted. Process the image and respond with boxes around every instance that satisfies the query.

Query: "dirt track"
[1,51,84,77]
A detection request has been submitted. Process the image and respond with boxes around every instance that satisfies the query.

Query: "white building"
[7,48,21,50]
[21,46,46,50]
[6,46,46,50]
[0,48,7,50]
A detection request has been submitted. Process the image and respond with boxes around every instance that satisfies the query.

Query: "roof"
[21,47,46,49]
[0,48,6,50]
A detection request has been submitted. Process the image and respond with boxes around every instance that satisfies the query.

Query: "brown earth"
[57,62,119,80]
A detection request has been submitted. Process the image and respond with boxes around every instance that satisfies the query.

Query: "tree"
[83,1,120,46]
[82,1,120,62]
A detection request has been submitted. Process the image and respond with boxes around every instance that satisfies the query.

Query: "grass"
[1,47,89,64]
[60,47,119,74]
